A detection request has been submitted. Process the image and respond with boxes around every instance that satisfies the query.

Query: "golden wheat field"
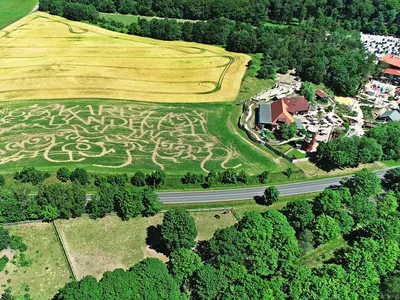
[0,12,249,103]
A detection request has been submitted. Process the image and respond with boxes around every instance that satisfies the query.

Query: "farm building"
[376,110,400,122]
[282,96,310,115]
[380,54,400,78]
[316,89,329,100]
[258,97,308,130]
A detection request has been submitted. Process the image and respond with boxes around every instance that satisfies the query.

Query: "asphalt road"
[158,169,390,204]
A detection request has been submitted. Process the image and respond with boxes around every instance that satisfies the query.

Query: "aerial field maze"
[0,12,249,103]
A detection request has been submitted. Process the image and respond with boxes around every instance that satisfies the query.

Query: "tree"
[383,167,400,192]
[377,191,398,214]
[206,170,219,187]
[220,168,237,184]
[258,171,269,184]
[141,187,162,217]
[313,214,340,244]
[0,227,10,250]
[168,249,202,289]
[191,264,228,300]
[313,189,342,217]
[70,168,89,186]
[276,123,297,141]
[42,205,59,222]
[161,209,197,252]
[237,171,249,183]
[146,170,166,188]
[130,258,183,299]
[282,200,315,233]
[56,167,70,183]
[344,169,381,197]
[226,29,257,53]
[116,190,143,220]
[263,186,280,205]
[300,81,316,103]
[131,172,146,187]
[381,276,400,300]
[0,175,4,187]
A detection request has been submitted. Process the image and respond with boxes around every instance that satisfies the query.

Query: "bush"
[0,227,10,250]
[56,167,70,183]
[9,236,27,252]
[131,172,147,187]
[14,167,50,185]
[107,174,128,186]
[0,175,5,186]
[70,168,89,185]
[146,170,166,188]
[237,171,249,184]
[181,172,205,185]
[220,169,237,184]
[258,171,269,184]
[0,255,9,272]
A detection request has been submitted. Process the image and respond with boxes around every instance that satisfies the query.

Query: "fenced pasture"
[0,100,279,174]
[0,223,71,299]
[55,212,237,280]
[0,12,248,103]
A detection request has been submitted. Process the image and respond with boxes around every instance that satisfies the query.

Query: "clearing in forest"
[55,212,237,280]
[0,12,249,103]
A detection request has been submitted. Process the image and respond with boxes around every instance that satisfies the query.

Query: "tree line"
[39,0,379,97]
[39,0,400,35]
[316,121,400,170]
[47,168,400,300]
[0,170,162,223]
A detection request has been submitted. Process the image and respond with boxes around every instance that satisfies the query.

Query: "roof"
[378,110,400,121]
[282,96,309,114]
[316,89,329,98]
[294,118,304,130]
[258,103,272,124]
[382,68,400,76]
[271,100,294,125]
[381,54,400,69]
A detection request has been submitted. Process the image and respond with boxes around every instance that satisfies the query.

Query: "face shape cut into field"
[0,12,249,103]
[0,102,243,171]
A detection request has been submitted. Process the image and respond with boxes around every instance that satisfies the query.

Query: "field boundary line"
[51,221,77,280]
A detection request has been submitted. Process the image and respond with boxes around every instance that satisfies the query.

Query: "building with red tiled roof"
[271,100,294,125]
[380,54,400,78]
[282,96,309,115]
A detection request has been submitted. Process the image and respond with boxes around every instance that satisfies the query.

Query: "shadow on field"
[146,225,169,256]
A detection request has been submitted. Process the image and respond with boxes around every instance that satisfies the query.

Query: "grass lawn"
[99,13,198,25]
[55,212,237,280]
[0,0,37,29]
[288,148,307,159]
[0,223,71,300]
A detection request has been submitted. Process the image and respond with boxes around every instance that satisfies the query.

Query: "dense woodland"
[38,0,389,96]
[39,0,400,34]
[46,168,400,299]
[316,122,400,170]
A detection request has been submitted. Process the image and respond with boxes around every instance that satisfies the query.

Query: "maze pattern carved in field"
[0,103,241,171]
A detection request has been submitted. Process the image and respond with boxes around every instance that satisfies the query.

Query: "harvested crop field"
[0,12,249,103]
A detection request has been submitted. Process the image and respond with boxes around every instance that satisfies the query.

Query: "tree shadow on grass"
[253,195,265,205]
[146,225,169,256]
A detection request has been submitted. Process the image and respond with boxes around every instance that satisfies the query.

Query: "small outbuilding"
[376,110,400,122]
